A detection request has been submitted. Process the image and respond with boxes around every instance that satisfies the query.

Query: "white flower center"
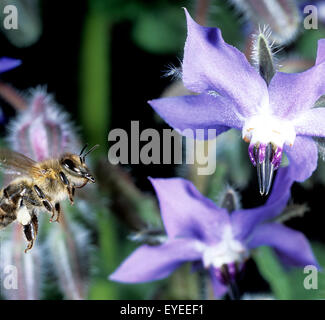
[200,226,248,269]
[242,114,296,148]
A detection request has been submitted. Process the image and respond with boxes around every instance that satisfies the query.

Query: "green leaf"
[254,243,325,300]
[209,0,242,46]
[297,28,325,60]
[253,246,292,299]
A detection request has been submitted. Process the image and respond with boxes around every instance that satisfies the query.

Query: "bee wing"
[0,148,44,177]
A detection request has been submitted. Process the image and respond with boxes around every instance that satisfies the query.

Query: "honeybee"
[0,144,98,253]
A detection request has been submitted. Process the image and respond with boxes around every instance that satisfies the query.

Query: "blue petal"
[294,107,325,137]
[109,238,202,283]
[231,167,293,241]
[182,9,268,118]
[0,57,21,73]
[148,94,243,139]
[269,40,325,118]
[247,223,319,269]
[209,268,228,298]
[284,136,318,182]
[0,107,5,124]
[149,177,230,243]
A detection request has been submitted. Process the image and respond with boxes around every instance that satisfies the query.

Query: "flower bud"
[7,87,79,160]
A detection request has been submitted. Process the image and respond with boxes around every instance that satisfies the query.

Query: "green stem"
[80,10,111,150]
[88,209,119,300]
[198,270,208,300]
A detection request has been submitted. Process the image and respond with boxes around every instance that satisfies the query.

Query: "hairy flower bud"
[7,87,80,160]
[218,186,241,213]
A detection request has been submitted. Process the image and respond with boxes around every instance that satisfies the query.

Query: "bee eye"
[62,159,75,171]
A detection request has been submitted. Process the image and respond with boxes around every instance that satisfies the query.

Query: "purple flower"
[109,169,318,298]
[148,9,325,194]
[0,57,21,74]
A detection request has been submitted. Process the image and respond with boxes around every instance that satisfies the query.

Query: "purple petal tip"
[0,57,22,74]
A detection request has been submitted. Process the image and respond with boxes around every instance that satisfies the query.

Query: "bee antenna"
[79,144,89,157]
[82,144,100,162]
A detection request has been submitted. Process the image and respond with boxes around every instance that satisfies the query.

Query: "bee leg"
[42,199,56,222]
[67,187,74,205]
[23,221,37,253]
[23,224,34,253]
[33,185,56,222]
[33,185,46,200]
[31,211,38,234]
[59,171,74,205]
[16,203,36,253]
[52,202,61,223]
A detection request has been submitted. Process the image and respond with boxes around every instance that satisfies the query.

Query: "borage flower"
[109,169,318,298]
[149,9,325,194]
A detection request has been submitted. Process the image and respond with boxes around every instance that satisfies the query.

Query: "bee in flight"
[0,144,98,253]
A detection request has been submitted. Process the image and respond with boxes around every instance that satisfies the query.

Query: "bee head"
[60,144,99,184]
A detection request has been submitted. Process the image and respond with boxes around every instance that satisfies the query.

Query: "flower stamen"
[255,143,276,195]
[243,114,295,195]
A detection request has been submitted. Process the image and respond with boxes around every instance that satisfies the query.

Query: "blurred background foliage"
[0,0,324,300]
